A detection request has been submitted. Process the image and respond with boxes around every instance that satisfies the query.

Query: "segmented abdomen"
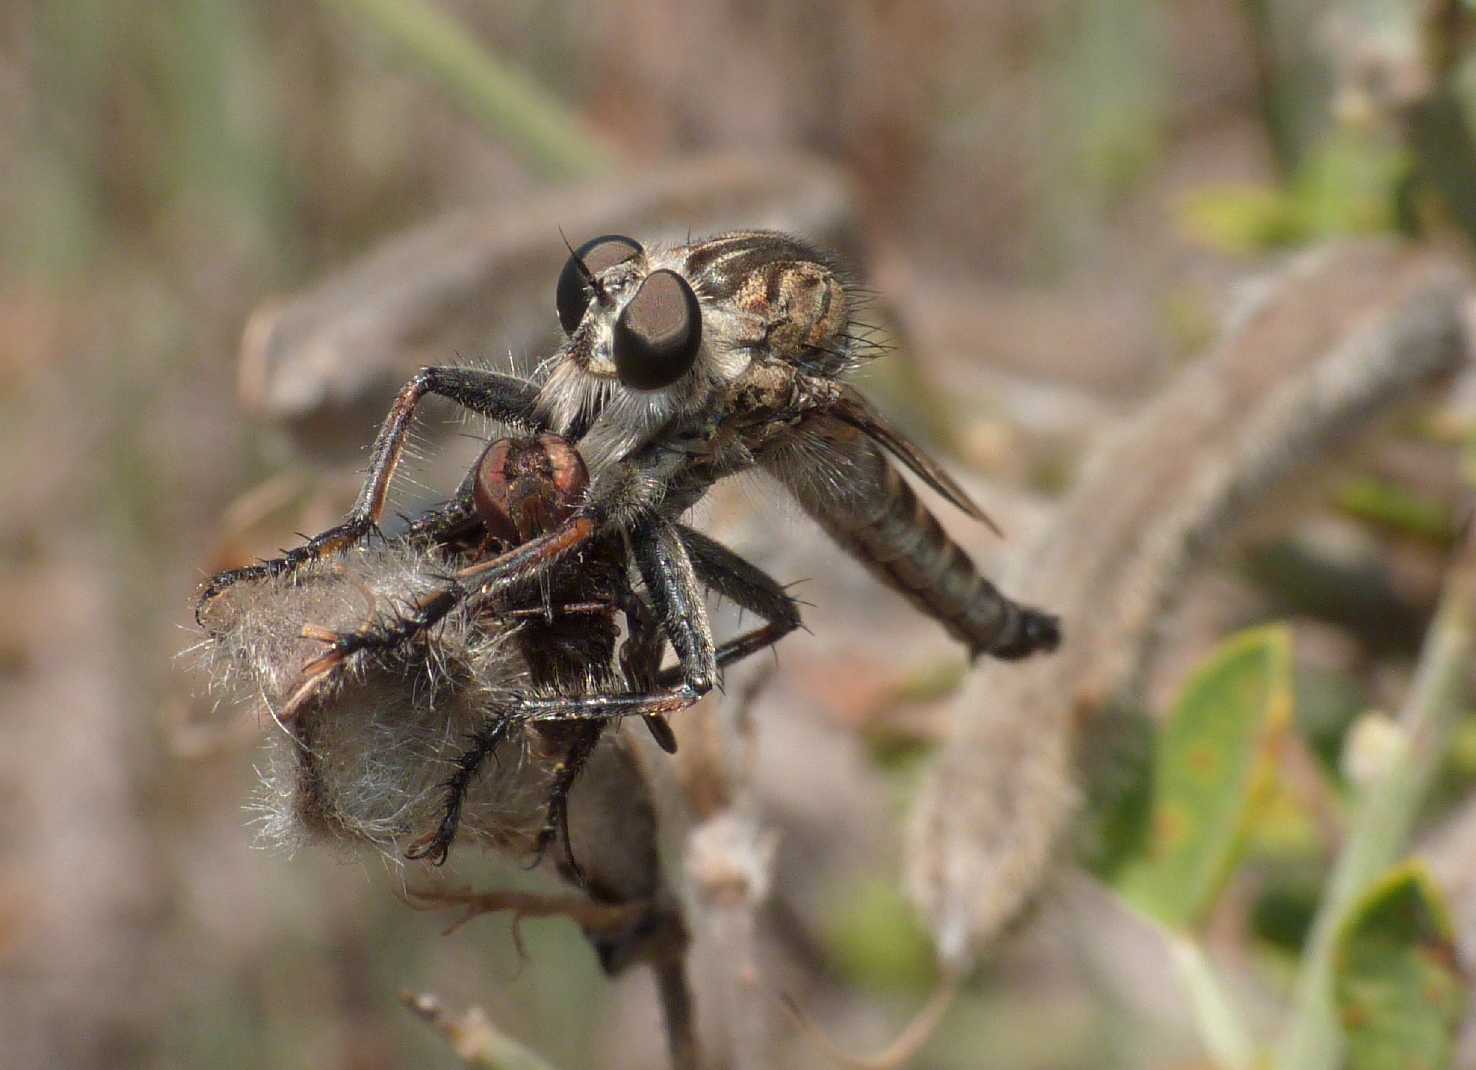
[763,418,1059,661]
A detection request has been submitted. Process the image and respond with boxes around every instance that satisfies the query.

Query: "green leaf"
[1076,703,1156,880]
[1180,133,1408,254]
[823,879,937,993]
[1179,185,1305,254]
[1333,863,1467,1070]
[1114,625,1294,927]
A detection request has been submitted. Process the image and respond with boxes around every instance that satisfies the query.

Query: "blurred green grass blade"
[1180,183,1307,253]
[1180,134,1406,254]
[1333,863,1466,1070]
[319,0,616,179]
[1114,625,1294,928]
[10,0,118,278]
[1277,536,1476,1070]
[1333,475,1455,543]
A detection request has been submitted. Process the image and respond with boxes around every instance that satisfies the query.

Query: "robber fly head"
[536,231,853,467]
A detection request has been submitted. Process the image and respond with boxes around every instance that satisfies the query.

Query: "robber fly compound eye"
[555,234,645,335]
[612,269,702,391]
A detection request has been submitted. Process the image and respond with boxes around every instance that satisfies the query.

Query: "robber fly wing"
[829,384,1001,536]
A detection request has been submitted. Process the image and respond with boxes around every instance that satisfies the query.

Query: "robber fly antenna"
[559,227,610,307]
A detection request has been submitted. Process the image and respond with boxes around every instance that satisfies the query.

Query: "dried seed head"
[192,541,550,859]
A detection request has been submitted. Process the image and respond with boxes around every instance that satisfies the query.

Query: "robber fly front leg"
[632,515,719,697]
[291,514,600,686]
[657,524,804,685]
[196,368,543,625]
[290,442,678,692]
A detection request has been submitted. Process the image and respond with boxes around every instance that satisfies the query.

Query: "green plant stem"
[1275,534,1476,1069]
[1240,0,1297,176]
[1167,935,1255,1070]
[1407,0,1476,252]
[318,0,616,179]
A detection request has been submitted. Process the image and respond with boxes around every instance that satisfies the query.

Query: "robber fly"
[199,432,801,879]
[199,231,1060,780]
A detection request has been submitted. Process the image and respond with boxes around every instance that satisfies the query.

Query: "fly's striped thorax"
[680,232,850,369]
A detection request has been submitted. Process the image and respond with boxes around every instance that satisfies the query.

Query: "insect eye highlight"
[555,234,644,335]
[612,269,702,391]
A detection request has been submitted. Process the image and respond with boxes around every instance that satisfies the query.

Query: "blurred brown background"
[2,2,1471,1068]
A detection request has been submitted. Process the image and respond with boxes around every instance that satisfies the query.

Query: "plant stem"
[1275,531,1476,1069]
[319,0,616,179]
[1168,935,1255,1070]
[1240,0,1298,176]
[402,991,564,1070]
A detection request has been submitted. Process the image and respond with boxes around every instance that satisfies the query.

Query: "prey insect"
[199,230,1060,786]
[200,433,801,874]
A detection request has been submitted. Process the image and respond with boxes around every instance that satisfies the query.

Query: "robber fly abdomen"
[763,416,1053,659]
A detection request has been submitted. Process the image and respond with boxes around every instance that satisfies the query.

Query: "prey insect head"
[474,433,591,546]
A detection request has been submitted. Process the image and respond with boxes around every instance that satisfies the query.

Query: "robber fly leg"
[410,678,702,868]
[633,515,719,697]
[614,524,804,730]
[667,524,804,678]
[405,718,518,866]
[400,481,481,548]
[413,718,601,879]
[410,524,797,868]
[293,515,599,682]
[196,368,543,625]
[528,724,606,884]
[617,590,679,754]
